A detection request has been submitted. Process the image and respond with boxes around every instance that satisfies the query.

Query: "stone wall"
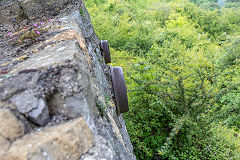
[0,0,136,159]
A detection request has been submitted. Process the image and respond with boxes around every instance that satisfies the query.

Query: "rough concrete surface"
[0,0,136,159]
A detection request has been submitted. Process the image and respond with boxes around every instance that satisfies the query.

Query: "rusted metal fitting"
[111,66,129,115]
[100,40,111,64]
[0,69,8,74]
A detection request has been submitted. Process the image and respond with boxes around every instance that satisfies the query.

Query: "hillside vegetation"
[86,0,240,159]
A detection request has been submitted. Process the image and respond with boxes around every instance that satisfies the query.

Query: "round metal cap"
[100,40,111,64]
[111,66,129,115]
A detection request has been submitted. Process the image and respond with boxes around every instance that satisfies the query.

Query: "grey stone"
[0,1,21,25]
[28,98,50,126]
[48,93,90,119]
[21,0,70,20]
[10,90,39,114]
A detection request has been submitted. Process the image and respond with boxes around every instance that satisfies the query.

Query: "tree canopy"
[86,0,240,159]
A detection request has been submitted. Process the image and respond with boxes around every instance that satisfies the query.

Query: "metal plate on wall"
[111,66,129,115]
[100,40,111,64]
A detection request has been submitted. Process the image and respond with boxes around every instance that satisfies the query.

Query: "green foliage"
[210,123,240,159]
[219,37,240,67]
[86,0,240,159]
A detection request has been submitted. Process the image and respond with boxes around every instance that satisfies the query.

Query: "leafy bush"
[86,0,240,159]
[220,37,240,67]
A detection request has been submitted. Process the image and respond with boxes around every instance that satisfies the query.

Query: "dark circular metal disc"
[100,40,111,64]
[111,66,129,115]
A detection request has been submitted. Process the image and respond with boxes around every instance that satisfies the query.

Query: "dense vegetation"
[86,0,240,159]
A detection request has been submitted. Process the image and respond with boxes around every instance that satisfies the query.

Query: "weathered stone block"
[0,108,25,140]
[2,117,94,160]
[0,0,136,159]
